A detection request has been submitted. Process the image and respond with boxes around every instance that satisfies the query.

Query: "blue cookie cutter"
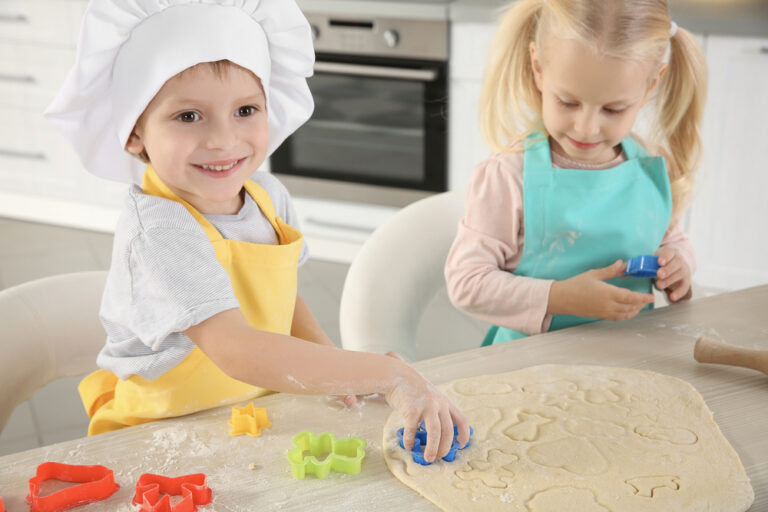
[396,422,474,465]
[623,255,660,278]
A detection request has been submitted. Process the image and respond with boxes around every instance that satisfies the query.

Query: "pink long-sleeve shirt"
[444,144,696,336]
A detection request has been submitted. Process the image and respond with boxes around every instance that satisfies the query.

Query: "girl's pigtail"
[479,0,546,153]
[655,27,708,219]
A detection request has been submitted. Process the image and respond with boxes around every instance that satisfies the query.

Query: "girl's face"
[531,37,664,164]
[126,63,268,214]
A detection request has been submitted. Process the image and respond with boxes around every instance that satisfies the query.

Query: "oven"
[270,13,449,208]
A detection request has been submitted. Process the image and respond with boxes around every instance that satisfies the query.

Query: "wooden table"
[1,285,766,511]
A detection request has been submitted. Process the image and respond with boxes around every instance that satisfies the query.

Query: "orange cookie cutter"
[228,402,271,437]
[26,462,119,512]
[132,473,212,512]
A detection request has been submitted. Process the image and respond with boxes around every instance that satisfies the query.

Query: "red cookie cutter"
[132,473,212,512]
[26,462,119,512]
[0,496,6,512]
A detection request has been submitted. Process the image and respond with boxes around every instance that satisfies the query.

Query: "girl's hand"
[384,356,470,463]
[549,260,655,321]
[654,247,693,302]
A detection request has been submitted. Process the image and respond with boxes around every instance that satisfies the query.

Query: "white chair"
[339,191,488,361]
[0,271,107,433]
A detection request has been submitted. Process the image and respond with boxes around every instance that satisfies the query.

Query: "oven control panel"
[305,13,448,61]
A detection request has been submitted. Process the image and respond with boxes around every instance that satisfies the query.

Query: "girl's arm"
[185,308,470,462]
[547,260,655,320]
[445,154,554,335]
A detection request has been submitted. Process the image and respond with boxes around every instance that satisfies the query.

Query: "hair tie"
[669,21,678,38]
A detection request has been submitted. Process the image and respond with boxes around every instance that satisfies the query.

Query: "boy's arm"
[185,308,470,462]
[187,309,358,395]
[290,295,336,347]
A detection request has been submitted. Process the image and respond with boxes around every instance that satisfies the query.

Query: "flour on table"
[382,365,753,512]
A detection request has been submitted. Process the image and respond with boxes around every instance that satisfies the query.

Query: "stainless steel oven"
[270,13,448,207]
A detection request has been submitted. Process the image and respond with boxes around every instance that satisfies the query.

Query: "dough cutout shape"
[383,365,753,511]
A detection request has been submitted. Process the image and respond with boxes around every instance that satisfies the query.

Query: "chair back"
[340,191,484,361]
[0,271,107,432]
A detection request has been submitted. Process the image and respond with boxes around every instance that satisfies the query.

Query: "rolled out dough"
[383,365,753,511]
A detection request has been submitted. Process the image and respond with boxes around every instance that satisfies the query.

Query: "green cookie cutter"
[286,431,366,479]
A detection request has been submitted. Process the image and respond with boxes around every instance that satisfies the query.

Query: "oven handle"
[314,62,438,82]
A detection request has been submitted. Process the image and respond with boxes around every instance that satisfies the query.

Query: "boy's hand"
[654,247,692,302]
[384,358,470,463]
[549,260,654,321]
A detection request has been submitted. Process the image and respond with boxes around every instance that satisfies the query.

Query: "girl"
[45,0,468,462]
[445,0,707,345]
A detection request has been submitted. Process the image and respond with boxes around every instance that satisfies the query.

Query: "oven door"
[271,53,447,192]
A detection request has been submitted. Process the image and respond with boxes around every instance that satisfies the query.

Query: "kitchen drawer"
[0,42,75,111]
[0,0,86,47]
[0,106,83,196]
[450,22,495,81]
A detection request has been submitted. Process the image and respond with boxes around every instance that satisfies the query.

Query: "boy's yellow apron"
[79,166,303,435]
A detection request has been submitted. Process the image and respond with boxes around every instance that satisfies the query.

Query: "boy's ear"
[529,42,543,91]
[125,130,145,155]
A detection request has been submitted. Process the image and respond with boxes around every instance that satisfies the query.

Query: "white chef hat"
[45,0,315,184]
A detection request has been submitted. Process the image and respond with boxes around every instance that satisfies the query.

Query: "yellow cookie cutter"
[286,431,366,479]
[228,402,271,437]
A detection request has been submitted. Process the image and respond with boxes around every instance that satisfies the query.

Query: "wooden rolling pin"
[694,337,768,376]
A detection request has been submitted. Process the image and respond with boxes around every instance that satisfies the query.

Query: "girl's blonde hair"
[480,0,707,218]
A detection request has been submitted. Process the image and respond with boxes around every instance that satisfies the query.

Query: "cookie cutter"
[397,423,474,466]
[0,496,5,512]
[26,462,119,512]
[132,473,212,512]
[623,255,660,278]
[228,402,271,437]
[286,431,366,479]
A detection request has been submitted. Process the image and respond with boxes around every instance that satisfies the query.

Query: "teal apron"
[483,135,672,346]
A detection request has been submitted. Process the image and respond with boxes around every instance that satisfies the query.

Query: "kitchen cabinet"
[0,0,125,231]
[687,35,768,292]
[0,0,84,46]
[448,21,495,190]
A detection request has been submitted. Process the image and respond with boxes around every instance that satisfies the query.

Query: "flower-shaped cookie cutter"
[131,473,212,512]
[26,462,119,512]
[397,422,474,466]
[228,402,271,437]
[286,431,366,479]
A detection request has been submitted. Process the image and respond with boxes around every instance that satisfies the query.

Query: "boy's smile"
[194,157,247,178]
[125,62,268,214]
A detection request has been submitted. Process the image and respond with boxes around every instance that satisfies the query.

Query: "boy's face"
[531,37,663,164]
[126,63,268,214]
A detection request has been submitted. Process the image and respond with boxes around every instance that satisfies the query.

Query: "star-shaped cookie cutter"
[397,422,474,465]
[228,402,271,437]
[26,462,119,512]
[286,431,367,479]
[131,473,212,512]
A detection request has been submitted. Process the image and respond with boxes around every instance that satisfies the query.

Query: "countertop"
[0,285,766,511]
[297,0,768,38]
